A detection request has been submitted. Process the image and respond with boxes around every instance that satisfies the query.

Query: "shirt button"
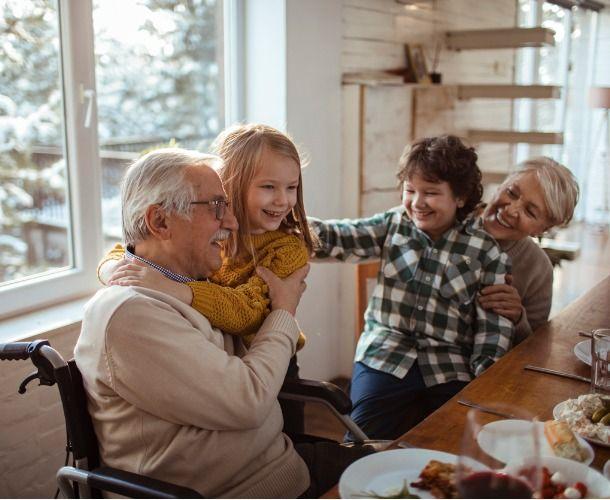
[465,257,471,264]
[417,305,423,311]
[425,276,431,282]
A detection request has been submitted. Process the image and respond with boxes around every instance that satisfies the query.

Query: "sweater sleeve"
[514,255,553,343]
[103,298,299,430]
[188,237,309,337]
[513,306,533,344]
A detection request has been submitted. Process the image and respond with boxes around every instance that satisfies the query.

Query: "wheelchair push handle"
[0,340,49,361]
[0,340,62,393]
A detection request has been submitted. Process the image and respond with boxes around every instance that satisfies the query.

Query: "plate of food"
[477,419,594,465]
[574,340,592,366]
[553,394,610,447]
[505,455,610,498]
[338,448,486,499]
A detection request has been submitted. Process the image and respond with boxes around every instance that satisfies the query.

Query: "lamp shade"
[589,87,610,109]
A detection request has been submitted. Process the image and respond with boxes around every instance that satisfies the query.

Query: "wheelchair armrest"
[279,377,351,415]
[57,465,203,498]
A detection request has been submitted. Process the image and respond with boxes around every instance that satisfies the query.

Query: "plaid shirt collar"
[406,213,477,244]
[125,246,193,283]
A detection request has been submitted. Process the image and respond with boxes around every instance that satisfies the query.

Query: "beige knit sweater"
[501,236,554,344]
[74,286,309,498]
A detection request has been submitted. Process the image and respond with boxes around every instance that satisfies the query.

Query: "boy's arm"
[517,260,553,339]
[308,210,396,262]
[470,249,514,376]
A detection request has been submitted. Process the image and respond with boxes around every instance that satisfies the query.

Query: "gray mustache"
[211,229,232,243]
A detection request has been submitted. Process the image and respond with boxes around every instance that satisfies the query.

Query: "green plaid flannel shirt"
[309,206,514,386]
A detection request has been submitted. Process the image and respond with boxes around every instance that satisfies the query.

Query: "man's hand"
[256,264,310,316]
[478,274,523,324]
[109,259,193,305]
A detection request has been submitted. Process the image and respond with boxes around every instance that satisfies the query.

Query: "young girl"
[99,124,315,431]
[309,135,514,441]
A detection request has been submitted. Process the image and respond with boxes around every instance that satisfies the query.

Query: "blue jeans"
[347,361,468,441]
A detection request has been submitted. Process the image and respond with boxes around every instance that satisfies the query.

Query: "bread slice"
[544,420,587,462]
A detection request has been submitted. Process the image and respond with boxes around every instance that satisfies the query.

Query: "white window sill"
[0,295,93,343]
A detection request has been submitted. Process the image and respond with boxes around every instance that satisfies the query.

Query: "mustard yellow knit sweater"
[99,230,308,348]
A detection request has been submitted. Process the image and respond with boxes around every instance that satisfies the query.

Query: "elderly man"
[75,148,315,497]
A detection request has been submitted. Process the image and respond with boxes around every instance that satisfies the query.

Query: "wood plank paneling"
[342,0,516,215]
[362,85,413,191]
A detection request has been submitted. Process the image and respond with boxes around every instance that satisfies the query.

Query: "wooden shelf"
[342,71,405,86]
[458,84,560,100]
[446,27,555,50]
[467,130,564,145]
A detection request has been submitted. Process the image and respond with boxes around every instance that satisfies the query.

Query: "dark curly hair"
[396,135,482,221]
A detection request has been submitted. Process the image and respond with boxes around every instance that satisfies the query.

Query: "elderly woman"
[477,157,579,344]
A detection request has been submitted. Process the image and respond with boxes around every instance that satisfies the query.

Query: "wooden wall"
[341,0,519,216]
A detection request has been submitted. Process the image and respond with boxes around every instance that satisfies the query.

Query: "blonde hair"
[211,123,315,259]
[121,148,220,245]
[504,156,579,228]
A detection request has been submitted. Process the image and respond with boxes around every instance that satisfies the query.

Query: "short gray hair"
[504,156,580,228]
[121,148,221,245]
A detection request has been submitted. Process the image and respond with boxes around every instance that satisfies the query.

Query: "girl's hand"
[478,274,523,324]
[98,258,123,285]
[109,259,193,305]
[256,264,309,316]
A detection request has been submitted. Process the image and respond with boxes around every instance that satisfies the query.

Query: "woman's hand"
[478,274,523,324]
[109,259,193,305]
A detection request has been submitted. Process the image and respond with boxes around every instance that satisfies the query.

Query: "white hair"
[121,148,221,245]
[504,156,580,228]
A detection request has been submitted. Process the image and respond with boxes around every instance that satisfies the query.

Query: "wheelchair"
[0,339,369,498]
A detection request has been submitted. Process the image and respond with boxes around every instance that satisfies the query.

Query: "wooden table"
[322,274,610,498]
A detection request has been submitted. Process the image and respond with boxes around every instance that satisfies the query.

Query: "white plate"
[338,448,472,499]
[553,400,610,448]
[505,456,610,498]
[477,419,594,465]
[574,340,592,366]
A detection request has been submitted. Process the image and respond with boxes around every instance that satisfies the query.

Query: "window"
[0,0,235,320]
[92,0,225,242]
[514,1,572,162]
[514,0,603,223]
[1,0,71,283]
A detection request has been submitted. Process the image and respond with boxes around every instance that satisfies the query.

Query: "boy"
[309,135,514,440]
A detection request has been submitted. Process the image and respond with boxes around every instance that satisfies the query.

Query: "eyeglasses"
[190,199,230,220]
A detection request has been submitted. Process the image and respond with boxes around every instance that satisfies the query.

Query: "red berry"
[574,482,587,497]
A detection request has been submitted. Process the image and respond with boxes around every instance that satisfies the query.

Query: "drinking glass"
[456,407,542,498]
[591,329,610,394]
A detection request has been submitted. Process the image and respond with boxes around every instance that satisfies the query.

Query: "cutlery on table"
[524,364,590,383]
[396,440,416,449]
[578,331,593,338]
[457,399,517,419]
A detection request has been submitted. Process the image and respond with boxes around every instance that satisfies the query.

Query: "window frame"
[0,0,239,322]
[0,0,103,320]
